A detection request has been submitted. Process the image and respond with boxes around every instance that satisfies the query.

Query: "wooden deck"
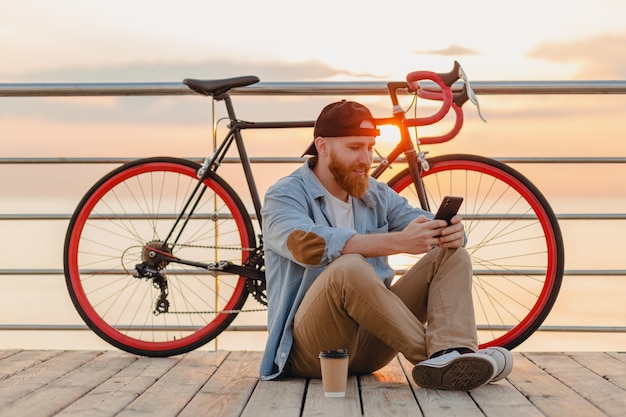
[0,350,625,417]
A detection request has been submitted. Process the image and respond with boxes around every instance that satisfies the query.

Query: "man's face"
[327,134,375,198]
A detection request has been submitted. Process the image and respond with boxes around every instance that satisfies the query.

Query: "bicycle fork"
[406,149,432,212]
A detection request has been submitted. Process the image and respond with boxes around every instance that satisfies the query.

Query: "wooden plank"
[469,380,545,417]
[526,352,626,417]
[399,355,484,417]
[468,352,544,417]
[301,376,361,417]
[414,387,484,417]
[240,378,306,417]
[466,353,544,417]
[359,356,422,416]
[571,352,626,389]
[0,351,137,417]
[507,353,605,417]
[116,350,229,417]
[0,349,22,361]
[0,350,62,381]
[54,354,182,417]
[0,350,101,412]
[178,350,262,417]
[607,351,626,364]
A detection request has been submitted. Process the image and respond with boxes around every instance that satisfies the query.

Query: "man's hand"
[435,214,465,249]
[400,214,465,253]
[398,215,439,254]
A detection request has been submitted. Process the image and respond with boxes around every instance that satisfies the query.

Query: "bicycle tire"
[64,157,256,356]
[386,154,564,350]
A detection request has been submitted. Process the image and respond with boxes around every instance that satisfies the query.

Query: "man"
[259,100,512,390]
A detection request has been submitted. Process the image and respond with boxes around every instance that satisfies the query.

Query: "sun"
[377,124,402,146]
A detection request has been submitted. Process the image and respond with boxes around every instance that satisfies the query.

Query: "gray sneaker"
[478,346,513,382]
[412,350,497,390]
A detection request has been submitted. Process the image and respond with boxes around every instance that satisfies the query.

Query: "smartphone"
[434,196,463,225]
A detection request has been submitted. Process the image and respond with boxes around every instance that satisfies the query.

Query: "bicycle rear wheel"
[64,157,256,356]
[387,154,564,350]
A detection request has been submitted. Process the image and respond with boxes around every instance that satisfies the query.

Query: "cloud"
[528,31,626,78]
[0,58,351,83]
[0,58,378,125]
[412,44,480,57]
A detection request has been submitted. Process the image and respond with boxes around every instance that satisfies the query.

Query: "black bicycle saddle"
[183,76,260,97]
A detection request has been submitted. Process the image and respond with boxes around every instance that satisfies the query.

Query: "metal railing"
[2,80,626,97]
[1,80,625,339]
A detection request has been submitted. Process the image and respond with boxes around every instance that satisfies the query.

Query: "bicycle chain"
[163,307,268,315]
[172,243,256,252]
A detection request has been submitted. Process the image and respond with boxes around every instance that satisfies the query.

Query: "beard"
[328,151,370,198]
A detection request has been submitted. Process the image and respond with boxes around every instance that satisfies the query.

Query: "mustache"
[350,163,370,173]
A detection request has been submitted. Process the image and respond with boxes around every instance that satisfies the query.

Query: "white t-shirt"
[319,184,354,229]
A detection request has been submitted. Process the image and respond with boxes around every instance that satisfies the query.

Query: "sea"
[1,92,625,354]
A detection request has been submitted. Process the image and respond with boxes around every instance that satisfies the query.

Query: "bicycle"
[63,61,564,357]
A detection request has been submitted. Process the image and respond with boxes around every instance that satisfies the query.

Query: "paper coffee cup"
[319,349,349,398]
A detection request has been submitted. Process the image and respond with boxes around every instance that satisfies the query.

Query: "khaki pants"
[289,247,477,377]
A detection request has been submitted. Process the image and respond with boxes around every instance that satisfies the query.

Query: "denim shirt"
[258,159,431,379]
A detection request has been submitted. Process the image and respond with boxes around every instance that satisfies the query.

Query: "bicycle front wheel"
[387,154,564,350]
[64,157,256,356]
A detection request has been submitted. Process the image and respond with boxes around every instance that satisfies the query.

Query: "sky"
[2,0,626,83]
[1,0,626,200]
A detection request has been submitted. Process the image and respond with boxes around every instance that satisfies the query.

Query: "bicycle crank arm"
[205,261,265,282]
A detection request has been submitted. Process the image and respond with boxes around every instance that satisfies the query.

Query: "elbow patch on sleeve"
[287,230,326,265]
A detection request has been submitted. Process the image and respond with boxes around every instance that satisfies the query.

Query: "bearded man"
[258,100,512,390]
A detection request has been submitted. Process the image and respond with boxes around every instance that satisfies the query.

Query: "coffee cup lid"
[319,349,348,358]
